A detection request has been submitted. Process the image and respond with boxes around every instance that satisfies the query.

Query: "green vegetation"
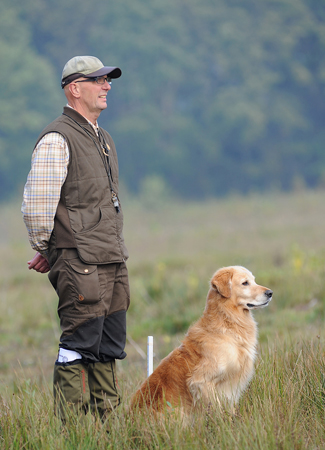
[1,191,325,448]
[1,342,324,449]
[1,0,325,199]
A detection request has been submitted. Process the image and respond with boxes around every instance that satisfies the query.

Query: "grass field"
[0,190,324,448]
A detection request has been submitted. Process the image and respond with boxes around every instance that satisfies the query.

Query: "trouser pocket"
[67,258,100,306]
[48,250,102,317]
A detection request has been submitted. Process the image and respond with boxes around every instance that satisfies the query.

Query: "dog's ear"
[211,269,232,298]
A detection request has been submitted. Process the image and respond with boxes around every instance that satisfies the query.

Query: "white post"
[147,336,153,377]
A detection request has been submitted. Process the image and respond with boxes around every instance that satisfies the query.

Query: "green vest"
[37,106,129,265]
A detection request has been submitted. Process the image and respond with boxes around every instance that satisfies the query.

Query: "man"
[21,56,130,420]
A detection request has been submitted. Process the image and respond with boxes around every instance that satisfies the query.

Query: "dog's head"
[210,266,273,310]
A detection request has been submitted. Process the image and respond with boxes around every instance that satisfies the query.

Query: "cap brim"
[84,66,122,79]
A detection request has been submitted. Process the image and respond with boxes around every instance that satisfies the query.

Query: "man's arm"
[22,132,69,269]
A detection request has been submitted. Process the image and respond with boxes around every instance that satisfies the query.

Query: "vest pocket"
[74,206,125,264]
[67,259,101,306]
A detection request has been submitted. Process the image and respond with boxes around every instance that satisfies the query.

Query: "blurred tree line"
[1,0,325,200]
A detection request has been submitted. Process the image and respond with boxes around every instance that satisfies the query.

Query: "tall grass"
[1,340,324,449]
[1,190,325,448]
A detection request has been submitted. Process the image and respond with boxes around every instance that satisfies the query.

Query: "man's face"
[74,76,111,116]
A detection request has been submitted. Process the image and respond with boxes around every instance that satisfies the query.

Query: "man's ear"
[68,82,81,99]
[210,269,233,298]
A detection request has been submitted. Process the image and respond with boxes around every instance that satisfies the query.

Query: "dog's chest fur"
[186,314,257,405]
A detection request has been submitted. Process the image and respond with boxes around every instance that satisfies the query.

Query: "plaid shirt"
[22,113,101,258]
[21,132,70,258]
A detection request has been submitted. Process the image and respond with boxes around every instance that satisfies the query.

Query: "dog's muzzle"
[247,290,273,308]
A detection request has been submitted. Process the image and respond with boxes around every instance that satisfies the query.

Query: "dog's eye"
[242,281,249,286]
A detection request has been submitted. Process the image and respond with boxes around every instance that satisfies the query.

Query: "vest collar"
[62,105,92,127]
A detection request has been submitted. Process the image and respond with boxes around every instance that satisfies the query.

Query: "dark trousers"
[49,248,130,416]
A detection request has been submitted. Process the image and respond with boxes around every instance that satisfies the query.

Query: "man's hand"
[28,252,50,273]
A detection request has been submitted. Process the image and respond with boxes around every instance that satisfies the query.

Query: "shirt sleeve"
[21,132,69,259]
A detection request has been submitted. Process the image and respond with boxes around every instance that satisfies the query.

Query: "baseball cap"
[61,56,122,88]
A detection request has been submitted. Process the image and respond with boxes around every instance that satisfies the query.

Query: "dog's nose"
[265,290,273,298]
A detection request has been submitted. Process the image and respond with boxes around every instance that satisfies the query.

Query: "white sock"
[57,348,82,363]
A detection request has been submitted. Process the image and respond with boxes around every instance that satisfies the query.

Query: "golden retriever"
[131,266,272,417]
